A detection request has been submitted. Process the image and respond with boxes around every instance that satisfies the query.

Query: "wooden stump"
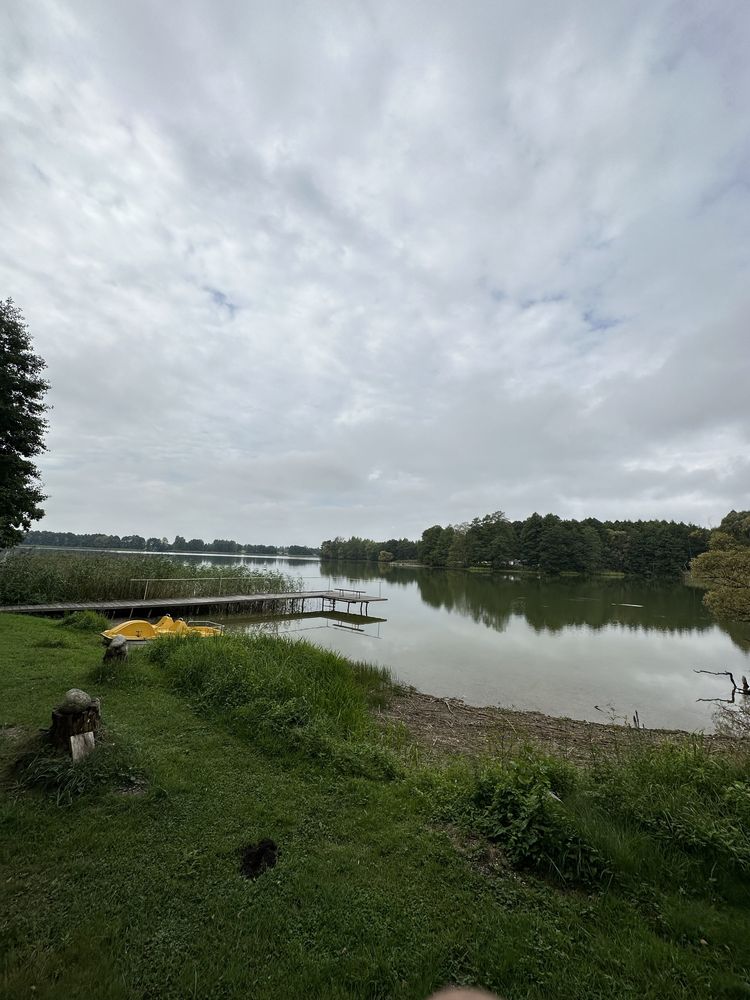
[50,689,101,754]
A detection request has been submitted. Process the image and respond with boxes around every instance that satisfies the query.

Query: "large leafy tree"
[0,300,50,548]
[691,511,750,622]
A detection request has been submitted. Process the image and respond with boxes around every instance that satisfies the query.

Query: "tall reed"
[0,550,303,605]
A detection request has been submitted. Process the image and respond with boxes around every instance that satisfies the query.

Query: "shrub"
[58,610,110,632]
[430,751,606,886]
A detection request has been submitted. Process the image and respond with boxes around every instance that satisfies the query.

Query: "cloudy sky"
[2,1,749,544]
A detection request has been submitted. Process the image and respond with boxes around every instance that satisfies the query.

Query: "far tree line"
[321,511,711,578]
[22,531,319,557]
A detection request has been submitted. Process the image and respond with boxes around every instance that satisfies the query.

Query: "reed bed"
[0,550,302,605]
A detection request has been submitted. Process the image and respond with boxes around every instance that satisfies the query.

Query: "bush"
[58,610,110,632]
[429,751,606,886]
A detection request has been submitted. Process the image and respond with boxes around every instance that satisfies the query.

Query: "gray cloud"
[1,0,749,543]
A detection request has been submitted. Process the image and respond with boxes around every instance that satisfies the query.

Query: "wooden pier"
[0,588,386,620]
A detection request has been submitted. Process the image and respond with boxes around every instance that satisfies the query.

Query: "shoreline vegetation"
[0,550,303,607]
[322,509,710,578]
[1,614,749,998]
[22,530,319,557]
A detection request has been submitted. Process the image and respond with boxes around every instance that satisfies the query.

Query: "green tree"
[691,511,750,622]
[446,530,469,568]
[0,300,50,548]
[419,525,444,566]
[520,513,544,568]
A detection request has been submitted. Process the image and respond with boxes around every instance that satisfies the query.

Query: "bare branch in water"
[694,669,737,688]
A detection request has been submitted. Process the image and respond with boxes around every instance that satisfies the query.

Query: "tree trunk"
[50,705,101,751]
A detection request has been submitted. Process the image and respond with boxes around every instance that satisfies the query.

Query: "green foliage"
[417,510,708,577]
[10,733,143,807]
[691,510,750,623]
[0,549,302,605]
[24,529,315,556]
[428,740,750,900]
[58,610,110,632]
[589,742,750,872]
[429,752,606,886]
[3,613,750,999]
[0,299,50,549]
[320,535,419,561]
[141,633,398,779]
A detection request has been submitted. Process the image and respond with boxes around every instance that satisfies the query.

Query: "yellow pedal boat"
[101,615,224,643]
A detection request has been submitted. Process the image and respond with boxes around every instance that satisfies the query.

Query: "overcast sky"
[2,1,749,544]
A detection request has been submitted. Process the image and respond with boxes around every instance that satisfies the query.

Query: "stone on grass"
[103,635,128,662]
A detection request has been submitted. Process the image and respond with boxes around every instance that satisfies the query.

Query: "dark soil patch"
[239,839,278,880]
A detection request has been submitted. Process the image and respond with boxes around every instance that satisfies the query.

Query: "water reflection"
[316,562,749,651]
[178,551,750,654]
[151,551,750,729]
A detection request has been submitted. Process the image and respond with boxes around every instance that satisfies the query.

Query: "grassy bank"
[1,614,749,999]
[0,550,302,605]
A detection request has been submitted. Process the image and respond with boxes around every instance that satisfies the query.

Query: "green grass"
[59,610,111,631]
[1,613,749,999]
[0,550,302,605]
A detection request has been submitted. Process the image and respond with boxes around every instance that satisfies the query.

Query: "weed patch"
[427,751,607,886]
[59,610,110,632]
[589,742,750,873]
[10,731,146,806]
[34,636,71,648]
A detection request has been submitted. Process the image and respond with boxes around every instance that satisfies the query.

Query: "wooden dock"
[0,589,386,620]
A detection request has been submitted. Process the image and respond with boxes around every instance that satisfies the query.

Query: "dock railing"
[130,576,306,600]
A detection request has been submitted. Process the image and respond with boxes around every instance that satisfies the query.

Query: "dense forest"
[319,536,420,562]
[22,531,318,557]
[321,511,710,578]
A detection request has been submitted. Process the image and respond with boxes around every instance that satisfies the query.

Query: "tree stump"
[50,689,101,754]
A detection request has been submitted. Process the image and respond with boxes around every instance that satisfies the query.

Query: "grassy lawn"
[1,613,749,1000]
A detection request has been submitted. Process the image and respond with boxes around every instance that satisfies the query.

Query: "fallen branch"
[694,669,737,688]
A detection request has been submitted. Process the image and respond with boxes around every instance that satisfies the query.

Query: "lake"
[178,553,749,733]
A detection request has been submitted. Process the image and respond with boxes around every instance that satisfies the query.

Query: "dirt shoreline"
[378,688,744,764]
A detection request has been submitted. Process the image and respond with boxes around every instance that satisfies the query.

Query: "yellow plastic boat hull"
[101,615,222,643]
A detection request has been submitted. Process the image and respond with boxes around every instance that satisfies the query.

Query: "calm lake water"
[184,553,750,733]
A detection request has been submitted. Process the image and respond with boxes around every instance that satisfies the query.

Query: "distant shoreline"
[18,544,320,561]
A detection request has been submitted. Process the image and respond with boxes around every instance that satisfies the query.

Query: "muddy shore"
[378,688,743,764]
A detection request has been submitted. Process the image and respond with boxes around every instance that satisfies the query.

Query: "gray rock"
[103,635,128,662]
[59,688,94,713]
